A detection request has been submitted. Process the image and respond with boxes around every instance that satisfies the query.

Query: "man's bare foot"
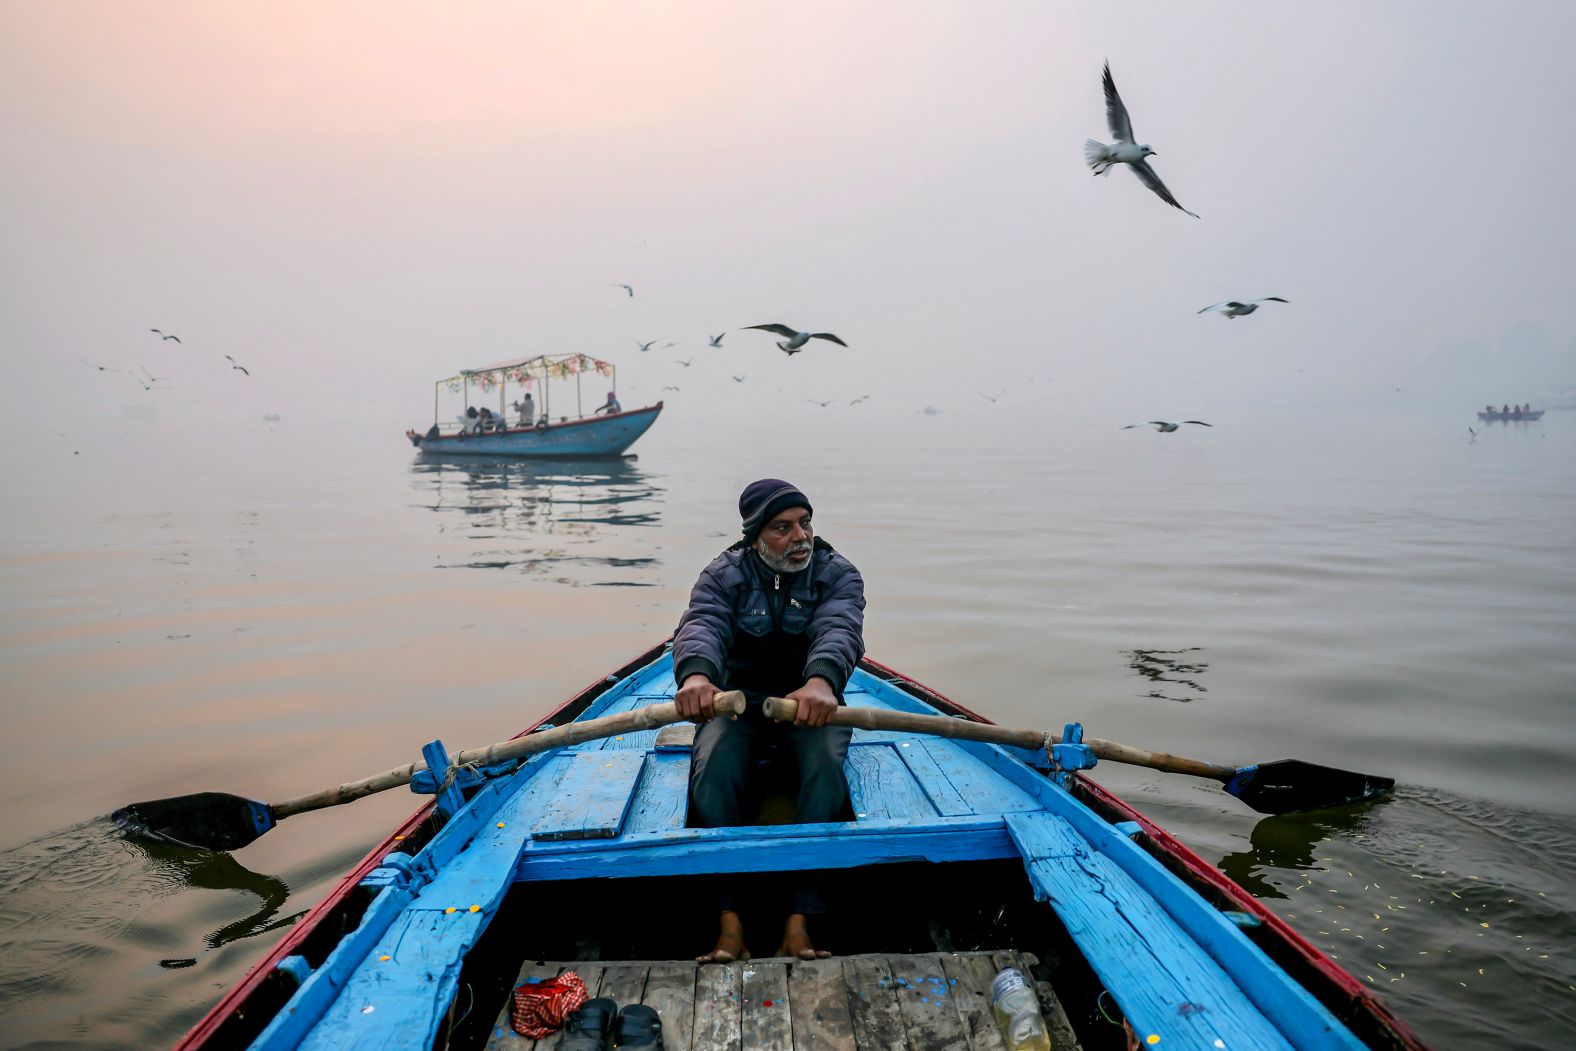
[696,909,749,964]
[775,913,832,960]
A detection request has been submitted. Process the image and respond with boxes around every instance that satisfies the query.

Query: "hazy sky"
[3,2,1574,436]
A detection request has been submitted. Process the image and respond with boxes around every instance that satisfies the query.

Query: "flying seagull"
[732,374,747,383]
[806,398,837,408]
[676,356,693,367]
[1123,420,1212,433]
[743,323,847,356]
[638,340,657,353]
[1198,297,1288,318]
[225,354,250,376]
[661,385,681,392]
[150,329,181,342]
[979,389,1006,404]
[708,332,726,348]
[848,395,870,405]
[615,284,634,297]
[1085,63,1199,218]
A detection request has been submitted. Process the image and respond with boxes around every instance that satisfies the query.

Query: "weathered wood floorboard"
[485,952,1078,1050]
[841,956,906,1050]
[691,962,743,1050]
[788,957,857,1051]
[739,960,793,1050]
[642,963,698,1051]
[887,953,972,1050]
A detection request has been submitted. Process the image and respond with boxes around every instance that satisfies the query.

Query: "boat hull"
[409,403,662,457]
[1476,410,1543,421]
[174,642,1427,1051]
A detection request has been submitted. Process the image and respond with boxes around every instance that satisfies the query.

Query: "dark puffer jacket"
[673,537,866,697]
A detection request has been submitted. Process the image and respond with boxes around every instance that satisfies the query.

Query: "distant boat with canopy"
[405,353,661,457]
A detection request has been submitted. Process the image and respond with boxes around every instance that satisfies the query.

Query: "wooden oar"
[762,697,1392,815]
[113,692,747,852]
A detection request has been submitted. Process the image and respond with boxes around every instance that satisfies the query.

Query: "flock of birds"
[614,294,870,404]
[82,65,1284,435]
[611,64,1289,432]
[81,328,252,393]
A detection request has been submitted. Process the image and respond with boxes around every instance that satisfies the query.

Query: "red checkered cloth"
[510,970,589,1038]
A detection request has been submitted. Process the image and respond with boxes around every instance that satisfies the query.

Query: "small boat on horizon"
[1476,407,1544,422]
[157,641,1426,1051]
[407,353,662,457]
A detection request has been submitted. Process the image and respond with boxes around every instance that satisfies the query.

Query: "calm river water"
[1,403,1572,1048]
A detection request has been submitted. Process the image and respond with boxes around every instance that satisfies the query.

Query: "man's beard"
[755,540,812,574]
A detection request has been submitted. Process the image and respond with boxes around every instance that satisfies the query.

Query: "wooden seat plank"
[623,752,693,834]
[654,722,698,751]
[691,962,742,1051]
[532,750,646,841]
[918,739,1042,814]
[887,953,971,1050]
[787,957,856,1051]
[841,956,906,1049]
[845,743,938,821]
[891,740,975,816]
[739,961,793,1050]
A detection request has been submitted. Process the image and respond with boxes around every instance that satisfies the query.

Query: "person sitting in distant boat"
[594,390,622,416]
[1521,403,1531,414]
[513,393,536,427]
[478,406,500,432]
[1502,404,1511,415]
[461,406,482,435]
[674,480,864,965]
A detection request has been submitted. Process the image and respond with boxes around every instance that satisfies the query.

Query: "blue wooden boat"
[173,643,1426,1050]
[407,354,662,458]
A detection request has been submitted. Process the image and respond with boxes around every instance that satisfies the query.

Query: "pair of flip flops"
[559,998,663,1050]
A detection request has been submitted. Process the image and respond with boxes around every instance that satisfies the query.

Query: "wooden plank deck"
[483,951,1082,1050]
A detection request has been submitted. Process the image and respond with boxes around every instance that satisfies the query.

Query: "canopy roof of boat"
[441,353,615,389]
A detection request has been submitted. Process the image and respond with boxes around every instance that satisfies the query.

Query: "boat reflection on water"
[1124,646,1209,702]
[409,456,664,586]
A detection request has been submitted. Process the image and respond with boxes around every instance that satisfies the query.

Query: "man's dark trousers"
[689,697,853,828]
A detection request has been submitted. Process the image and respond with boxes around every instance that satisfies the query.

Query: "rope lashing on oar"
[511,970,590,1038]
[436,760,486,795]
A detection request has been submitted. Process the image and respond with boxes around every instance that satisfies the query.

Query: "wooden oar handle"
[759,697,1236,781]
[272,691,746,819]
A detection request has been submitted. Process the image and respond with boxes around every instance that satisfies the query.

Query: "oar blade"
[1224,759,1395,815]
[112,792,276,852]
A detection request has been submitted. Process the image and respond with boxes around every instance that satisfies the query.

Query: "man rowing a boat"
[673,478,866,963]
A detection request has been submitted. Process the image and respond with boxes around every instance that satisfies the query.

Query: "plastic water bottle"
[991,966,1052,1050]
